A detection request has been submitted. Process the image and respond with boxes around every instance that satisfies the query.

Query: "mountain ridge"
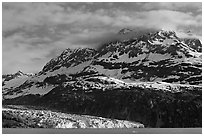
[2,28,202,128]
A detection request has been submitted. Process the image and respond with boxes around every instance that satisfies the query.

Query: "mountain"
[38,29,201,85]
[2,71,34,86]
[2,71,35,100]
[2,29,202,128]
[3,71,29,81]
[87,30,201,85]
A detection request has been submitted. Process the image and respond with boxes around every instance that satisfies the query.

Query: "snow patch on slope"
[3,76,30,89]
[3,85,55,99]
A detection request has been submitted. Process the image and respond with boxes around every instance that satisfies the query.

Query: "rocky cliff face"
[2,29,202,128]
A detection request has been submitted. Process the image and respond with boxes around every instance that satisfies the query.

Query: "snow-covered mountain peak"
[2,70,34,88]
[41,47,97,73]
[3,28,202,99]
[15,70,25,76]
[3,70,32,78]
[157,29,177,38]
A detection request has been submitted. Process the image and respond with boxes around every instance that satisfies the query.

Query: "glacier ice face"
[2,106,144,128]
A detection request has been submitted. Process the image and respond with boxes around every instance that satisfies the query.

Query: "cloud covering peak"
[2,2,202,74]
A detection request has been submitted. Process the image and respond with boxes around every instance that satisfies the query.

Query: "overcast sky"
[2,2,202,74]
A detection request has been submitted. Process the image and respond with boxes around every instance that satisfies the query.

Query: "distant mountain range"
[2,71,34,85]
[2,29,202,128]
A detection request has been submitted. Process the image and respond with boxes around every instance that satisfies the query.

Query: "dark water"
[2,128,202,134]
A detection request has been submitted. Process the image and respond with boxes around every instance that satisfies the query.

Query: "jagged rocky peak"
[159,29,176,35]
[14,70,24,76]
[138,29,177,40]
[117,28,178,43]
[3,70,29,77]
[98,29,178,54]
[60,48,73,58]
[41,47,97,73]
[2,70,33,84]
[55,47,97,61]
[154,29,177,38]
[14,70,34,77]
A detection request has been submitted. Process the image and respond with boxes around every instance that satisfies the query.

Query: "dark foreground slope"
[3,76,202,128]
